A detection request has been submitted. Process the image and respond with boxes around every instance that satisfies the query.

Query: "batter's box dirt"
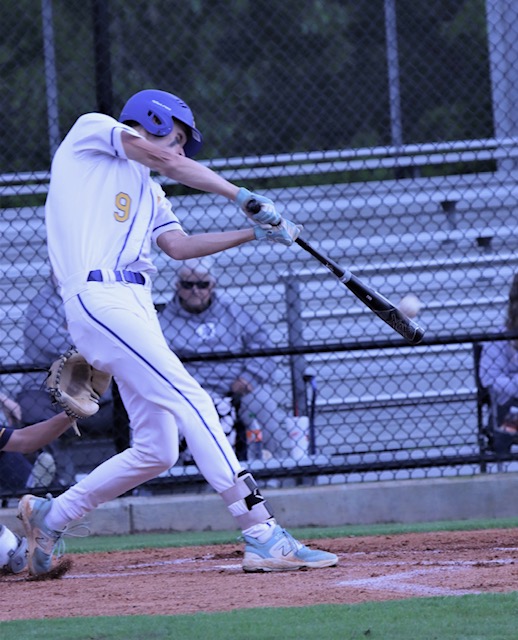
[1,529,516,620]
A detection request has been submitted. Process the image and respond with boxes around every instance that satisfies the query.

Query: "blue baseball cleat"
[242,524,338,572]
[17,494,64,577]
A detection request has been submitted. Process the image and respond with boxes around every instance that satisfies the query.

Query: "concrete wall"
[3,473,518,537]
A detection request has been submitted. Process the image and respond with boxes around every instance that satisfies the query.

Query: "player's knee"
[132,445,178,473]
[155,449,178,472]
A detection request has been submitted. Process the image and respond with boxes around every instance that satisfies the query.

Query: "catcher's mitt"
[46,348,112,434]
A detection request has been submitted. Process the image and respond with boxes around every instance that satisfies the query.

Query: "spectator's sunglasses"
[179,280,211,290]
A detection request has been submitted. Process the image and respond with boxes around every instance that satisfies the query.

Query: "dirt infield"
[2,528,517,620]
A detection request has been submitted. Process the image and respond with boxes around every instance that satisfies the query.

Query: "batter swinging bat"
[248,201,425,345]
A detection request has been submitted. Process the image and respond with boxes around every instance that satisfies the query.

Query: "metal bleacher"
[156,154,518,479]
[2,139,518,489]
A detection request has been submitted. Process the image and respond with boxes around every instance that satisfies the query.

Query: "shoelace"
[38,494,91,558]
[51,522,91,559]
[279,528,303,552]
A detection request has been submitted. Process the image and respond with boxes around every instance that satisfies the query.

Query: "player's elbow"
[157,230,191,260]
[165,245,192,261]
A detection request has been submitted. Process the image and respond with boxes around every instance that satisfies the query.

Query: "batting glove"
[254,218,302,247]
[236,187,281,226]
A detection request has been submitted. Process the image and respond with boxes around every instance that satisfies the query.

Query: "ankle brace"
[219,470,274,529]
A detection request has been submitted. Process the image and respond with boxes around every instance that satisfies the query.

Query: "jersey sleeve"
[0,426,13,451]
[151,183,184,242]
[70,113,141,161]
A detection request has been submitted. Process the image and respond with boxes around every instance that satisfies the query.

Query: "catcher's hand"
[46,347,112,436]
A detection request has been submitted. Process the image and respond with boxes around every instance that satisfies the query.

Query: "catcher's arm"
[3,412,75,454]
[46,348,112,436]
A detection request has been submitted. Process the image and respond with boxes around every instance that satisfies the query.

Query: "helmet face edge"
[119,89,203,157]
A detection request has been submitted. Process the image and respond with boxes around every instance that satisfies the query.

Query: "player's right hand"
[236,187,281,226]
[254,218,302,246]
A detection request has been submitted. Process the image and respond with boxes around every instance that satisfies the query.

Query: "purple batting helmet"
[119,89,203,157]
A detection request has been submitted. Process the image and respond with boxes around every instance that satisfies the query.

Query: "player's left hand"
[254,217,302,246]
[236,187,281,226]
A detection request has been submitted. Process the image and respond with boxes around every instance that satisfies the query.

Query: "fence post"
[92,0,114,116]
[486,0,518,167]
[41,0,60,158]
[283,270,308,418]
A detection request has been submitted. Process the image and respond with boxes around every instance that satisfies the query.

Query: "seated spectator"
[479,272,518,436]
[159,257,288,460]
[15,275,117,486]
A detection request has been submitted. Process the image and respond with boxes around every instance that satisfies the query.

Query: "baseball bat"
[248,201,425,345]
[295,236,425,344]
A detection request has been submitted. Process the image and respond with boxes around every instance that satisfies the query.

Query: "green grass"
[2,594,517,639]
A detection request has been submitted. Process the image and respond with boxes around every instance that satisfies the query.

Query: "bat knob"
[408,323,426,345]
[246,199,262,215]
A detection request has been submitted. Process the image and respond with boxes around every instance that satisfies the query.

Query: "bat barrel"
[347,274,425,344]
[247,199,425,345]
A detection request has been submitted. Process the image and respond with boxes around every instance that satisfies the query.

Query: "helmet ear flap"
[150,112,163,128]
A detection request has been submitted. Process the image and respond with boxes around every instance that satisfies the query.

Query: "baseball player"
[18,89,338,576]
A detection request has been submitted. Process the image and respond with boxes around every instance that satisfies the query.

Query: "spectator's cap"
[177,257,216,283]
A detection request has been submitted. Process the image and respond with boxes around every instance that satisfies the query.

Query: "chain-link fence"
[1,0,518,500]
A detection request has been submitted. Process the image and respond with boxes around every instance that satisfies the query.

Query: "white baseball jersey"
[46,113,182,288]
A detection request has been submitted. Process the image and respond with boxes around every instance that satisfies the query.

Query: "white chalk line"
[66,563,243,579]
[353,558,515,568]
[0,555,243,582]
[121,554,214,569]
[335,556,516,597]
[337,566,482,597]
[66,554,243,579]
